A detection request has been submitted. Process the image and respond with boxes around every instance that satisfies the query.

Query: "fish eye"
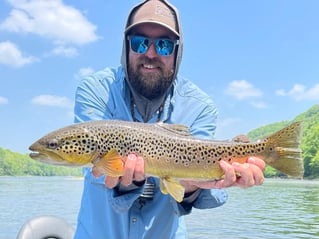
[48,139,59,149]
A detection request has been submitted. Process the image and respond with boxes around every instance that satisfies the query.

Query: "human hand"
[181,156,265,192]
[92,153,146,188]
[218,156,265,188]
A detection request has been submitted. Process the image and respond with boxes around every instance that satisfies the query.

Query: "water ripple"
[185,179,319,239]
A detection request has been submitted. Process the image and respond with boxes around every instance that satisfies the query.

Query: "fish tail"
[263,121,304,178]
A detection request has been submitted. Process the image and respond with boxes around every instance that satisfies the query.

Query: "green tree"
[0,147,81,176]
[302,123,319,178]
[248,104,319,178]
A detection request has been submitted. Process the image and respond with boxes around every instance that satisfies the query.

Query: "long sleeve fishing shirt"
[73,66,228,239]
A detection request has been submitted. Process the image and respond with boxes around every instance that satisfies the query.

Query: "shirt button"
[132,218,137,223]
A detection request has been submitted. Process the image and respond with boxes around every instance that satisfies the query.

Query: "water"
[0,177,318,239]
[0,177,82,239]
[186,179,319,239]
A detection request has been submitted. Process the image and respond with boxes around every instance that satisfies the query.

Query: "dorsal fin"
[155,122,192,136]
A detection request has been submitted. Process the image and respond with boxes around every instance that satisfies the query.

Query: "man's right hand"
[92,153,146,188]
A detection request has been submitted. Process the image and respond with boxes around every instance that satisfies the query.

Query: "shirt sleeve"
[74,74,112,123]
[177,188,228,215]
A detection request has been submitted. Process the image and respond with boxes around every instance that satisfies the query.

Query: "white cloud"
[0,41,36,67]
[78,67,94,77]
[225,80,263,100]
[74,67,95,80]
[0,0,99,46]
[0,96,9,104]
[276,83,319,101]
[31,95,73,108]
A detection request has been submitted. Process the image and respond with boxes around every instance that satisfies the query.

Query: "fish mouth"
[29,151,46,159]
[29,147,70,166]
[29,143,58,161]
[29,151,74,166]
[28,144,51,160]
[29,150,52,161]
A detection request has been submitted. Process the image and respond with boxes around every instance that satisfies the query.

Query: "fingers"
[100,153,145,188]
[247,157,265,185]
[120,154,137,186]
[187,158,265,190]
[219,160,237,187]
[232,162,255,188]
[214,158,265,189]
[231,157,265,188]
[187,160,238,189]
[247,156,266,172]
[92,167,119,188]
[133,155,146,182]
[121,154,145,186]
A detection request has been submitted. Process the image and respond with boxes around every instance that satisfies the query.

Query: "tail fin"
[264,121,304,178]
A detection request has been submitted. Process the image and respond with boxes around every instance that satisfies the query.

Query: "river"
[0,177,318,239]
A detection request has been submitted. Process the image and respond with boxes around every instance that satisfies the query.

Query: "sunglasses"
[128,35,179,56]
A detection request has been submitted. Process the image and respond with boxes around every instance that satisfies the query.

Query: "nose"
[144,43,157,58]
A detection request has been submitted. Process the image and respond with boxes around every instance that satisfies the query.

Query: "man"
[73,0,265,238]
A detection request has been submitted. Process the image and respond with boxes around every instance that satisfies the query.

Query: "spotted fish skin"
[29,120,304,201]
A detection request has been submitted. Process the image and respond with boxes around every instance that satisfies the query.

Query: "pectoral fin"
[159,177,185,202]
[94,149,124,177]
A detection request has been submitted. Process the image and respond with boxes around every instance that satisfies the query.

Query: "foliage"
[248,104,319,179]
[0,148,82,176]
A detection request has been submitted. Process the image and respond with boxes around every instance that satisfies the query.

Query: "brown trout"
[29,120,304,202]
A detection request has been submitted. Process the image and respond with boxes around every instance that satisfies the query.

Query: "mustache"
[138,57,165,68]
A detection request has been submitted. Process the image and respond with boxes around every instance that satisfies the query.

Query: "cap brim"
[125,21,179,37]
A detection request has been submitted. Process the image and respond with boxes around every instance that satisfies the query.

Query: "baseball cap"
[125,0,179,37]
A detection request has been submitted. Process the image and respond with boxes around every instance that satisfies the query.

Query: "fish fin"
[94,149,124,177]
[263,121,304,178]
[231,134,250,143]
[159,179,168,195]
[159,177,185,202]
[156,122,192,136]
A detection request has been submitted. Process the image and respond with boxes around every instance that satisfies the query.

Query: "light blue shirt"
[73,66,228,239]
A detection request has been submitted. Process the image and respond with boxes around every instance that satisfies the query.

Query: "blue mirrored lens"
[129,36,176,56]
[130,36,149,54]
[155,39,174,56]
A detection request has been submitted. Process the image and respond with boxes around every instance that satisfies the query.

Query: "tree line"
[0,148,82,176]
[248,104,319,179]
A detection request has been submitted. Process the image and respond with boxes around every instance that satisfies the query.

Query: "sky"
[0,0,318,153]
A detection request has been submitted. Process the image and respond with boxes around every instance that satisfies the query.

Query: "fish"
[29,120,304,202]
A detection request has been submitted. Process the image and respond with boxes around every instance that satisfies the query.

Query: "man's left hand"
[181,156,265,193]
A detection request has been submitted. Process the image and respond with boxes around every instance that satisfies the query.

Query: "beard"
[127,57,174,100]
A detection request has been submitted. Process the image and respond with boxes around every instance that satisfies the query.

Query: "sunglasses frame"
[127,35,179,56]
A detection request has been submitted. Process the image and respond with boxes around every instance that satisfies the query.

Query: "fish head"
[29,124,98,166]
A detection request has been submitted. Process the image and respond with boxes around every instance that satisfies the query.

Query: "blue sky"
[0,0,318,153]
